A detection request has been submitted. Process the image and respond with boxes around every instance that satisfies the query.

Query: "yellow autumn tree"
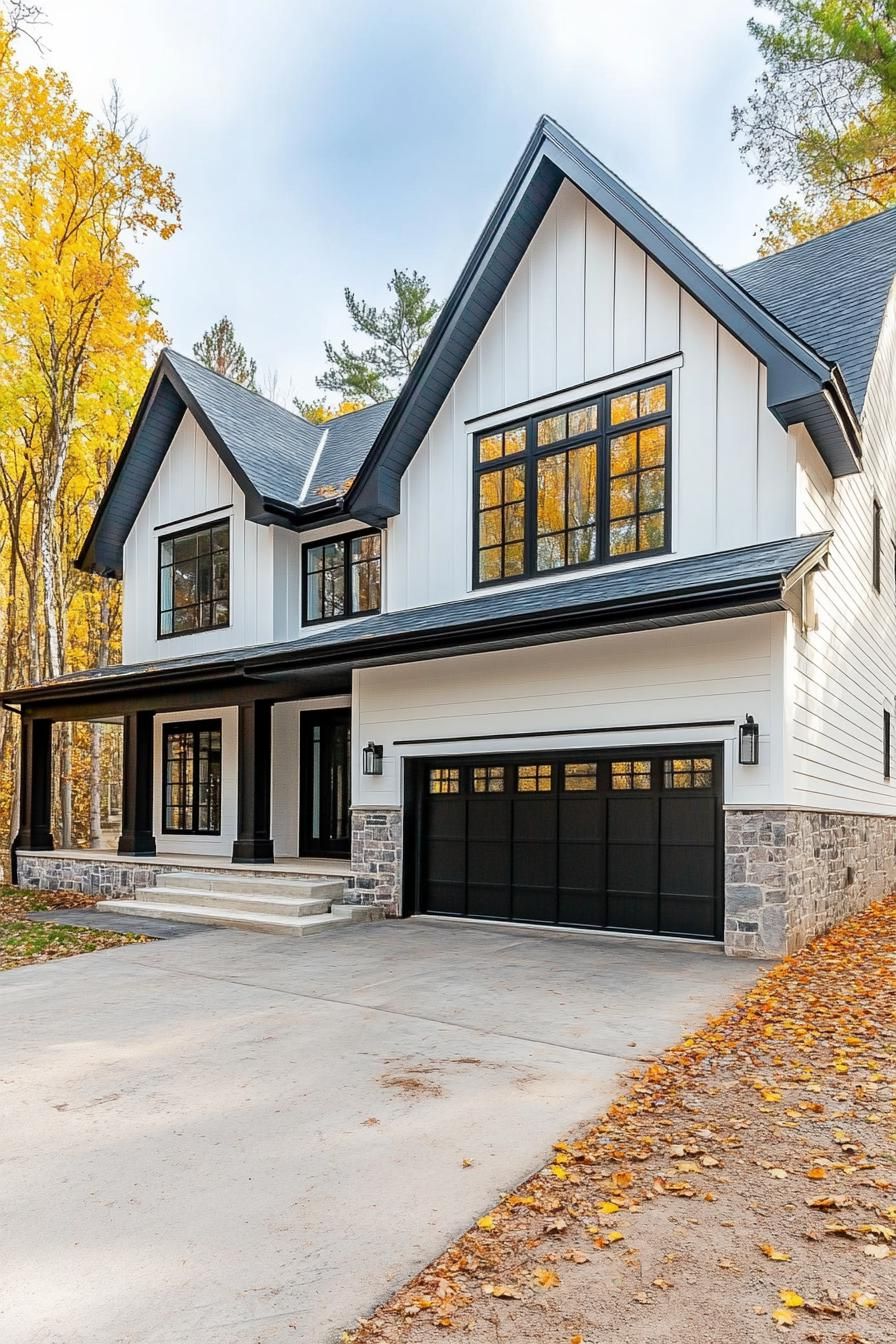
[0,16,180,855]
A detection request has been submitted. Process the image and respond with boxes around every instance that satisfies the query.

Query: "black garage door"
[415,748,723,940]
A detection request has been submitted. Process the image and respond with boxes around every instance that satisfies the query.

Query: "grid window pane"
[663,757,713,790]
[163,723,222,834]
[159,521,230,638]
[611,759,652,790]
[517,763,553,792]
[429,767,460,794]
[305,532,381,622]
[473,378,669,584]
[472,765,505,793]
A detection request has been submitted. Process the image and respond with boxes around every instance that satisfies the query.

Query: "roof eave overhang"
[347,118,863,521]
[8,570,820,717]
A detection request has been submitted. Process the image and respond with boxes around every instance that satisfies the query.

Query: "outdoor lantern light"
[739,715,759,766]
[363,742,384,776]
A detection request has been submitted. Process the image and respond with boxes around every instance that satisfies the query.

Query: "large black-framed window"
[162,720,222,835]
[158,519,230,638]
[303,529,381,625]
[473,376,671,588]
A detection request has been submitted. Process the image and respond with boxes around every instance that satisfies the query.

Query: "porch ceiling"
[5,532,831,721]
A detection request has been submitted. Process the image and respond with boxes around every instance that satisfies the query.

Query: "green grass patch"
[0,884,148,970]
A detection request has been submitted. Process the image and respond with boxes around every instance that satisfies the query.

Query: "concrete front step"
[96,897,380,937]
[134,886,334,917]
[161,870,345,901]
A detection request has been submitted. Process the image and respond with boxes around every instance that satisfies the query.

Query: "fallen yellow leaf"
[806,1167,827,1180]
[779,1290,804,1308]
[771,1307,795,1326]
[759,1244,791,1261]
[534,1267,560,1289]
[598,1200,620,1214]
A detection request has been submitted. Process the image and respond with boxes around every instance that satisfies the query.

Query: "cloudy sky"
[32,0,776,403]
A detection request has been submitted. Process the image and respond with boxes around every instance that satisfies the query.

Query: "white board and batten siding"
[788,280,896,816]
[353,614,786,811]
[385,179,797,614]
[121,411,382,664]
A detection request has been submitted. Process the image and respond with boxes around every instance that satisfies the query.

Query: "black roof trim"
[15,533,830,710]
[348,116,860,521]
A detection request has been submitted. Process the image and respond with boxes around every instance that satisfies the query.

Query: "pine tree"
[193,316,258,390]
[314,269,440,404]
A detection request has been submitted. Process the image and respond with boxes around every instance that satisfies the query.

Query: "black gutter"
[9,573,788,709]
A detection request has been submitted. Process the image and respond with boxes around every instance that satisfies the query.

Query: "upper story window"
[303,529,382,625]
[158,519,230,638]
[473,376,671,587]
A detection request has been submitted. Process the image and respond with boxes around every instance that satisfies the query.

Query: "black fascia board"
[8,570,807,714]
[347,116,861,522]
[76,351,273,578]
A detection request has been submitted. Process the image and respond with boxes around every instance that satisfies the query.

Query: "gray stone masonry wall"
[725,809,896,958]
[343,808,402,914]
[15,854,342,899]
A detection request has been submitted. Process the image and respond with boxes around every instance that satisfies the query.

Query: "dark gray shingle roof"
[729,210,896,416]
[165,349,323,504]
[19,533,830,702]
[306,399,395,499]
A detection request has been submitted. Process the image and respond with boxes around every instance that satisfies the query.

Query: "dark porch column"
[14,716,54,851]
[232,699,274,863]
[118,710,156,856]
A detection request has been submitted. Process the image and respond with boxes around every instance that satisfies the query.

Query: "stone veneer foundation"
[15,852,351,899]
[725,809,896,958]
[342,807,403,915]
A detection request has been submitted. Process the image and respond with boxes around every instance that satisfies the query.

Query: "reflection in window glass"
[472,765,505,793]
[159,521,230,637]
[536,442,597,572]
[563,762,598,791]
[610,759,652,790]
[429,767,460,794]
[608,422,667,557]
[517,763,553,792]
[663,757,713,789]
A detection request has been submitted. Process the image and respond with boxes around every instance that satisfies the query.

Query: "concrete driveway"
[0,919,762,1344]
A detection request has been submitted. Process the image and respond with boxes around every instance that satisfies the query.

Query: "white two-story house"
[11,116,896,958]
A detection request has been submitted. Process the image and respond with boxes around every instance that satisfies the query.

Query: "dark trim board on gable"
[77,116,875,578]
[347,116,862,523]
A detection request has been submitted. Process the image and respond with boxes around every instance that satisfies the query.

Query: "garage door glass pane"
[517,763,552,792]
[563,762,597,791]
[610,760,652,790]
[472,765,504,793]
[663,757,714,789]
[429,767,460,794]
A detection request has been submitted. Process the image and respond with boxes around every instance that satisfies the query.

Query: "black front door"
[300,709,351,858]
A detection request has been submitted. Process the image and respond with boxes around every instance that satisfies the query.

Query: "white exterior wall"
[385,180,796,614]
[353,614,785,810]
[788,281,896,815]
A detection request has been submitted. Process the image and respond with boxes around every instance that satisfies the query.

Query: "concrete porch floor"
[0,918,764,1344]
[20,846,352,877]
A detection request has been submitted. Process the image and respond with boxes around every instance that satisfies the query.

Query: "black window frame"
[161,719,223,836]
[157,518,231,640]
[472,375,672,590]
[873,497,882,592]
[885,708,891,781]
[302,527,382,627]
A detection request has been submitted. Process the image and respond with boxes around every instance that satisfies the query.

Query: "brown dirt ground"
[342,899,896,1344]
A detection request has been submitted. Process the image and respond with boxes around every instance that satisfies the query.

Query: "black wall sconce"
[362,742,384,776]
[738,715,759,765]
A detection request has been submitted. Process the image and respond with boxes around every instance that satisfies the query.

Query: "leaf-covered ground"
[0,885,147,970]
[343,898,896,1343]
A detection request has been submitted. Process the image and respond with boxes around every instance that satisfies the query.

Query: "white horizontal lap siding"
[790,283,896,815]
[384,180,795,614]
[353,614,784,809]
[122,411,311,663]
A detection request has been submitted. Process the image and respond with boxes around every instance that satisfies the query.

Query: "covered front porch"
[11,657,360,894]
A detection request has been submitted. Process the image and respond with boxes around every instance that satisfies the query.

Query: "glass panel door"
[299,709,351,858]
